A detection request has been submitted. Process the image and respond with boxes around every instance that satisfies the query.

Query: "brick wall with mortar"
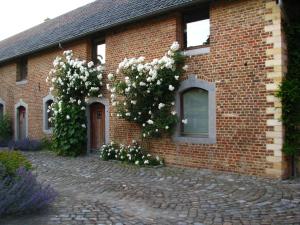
[0,40,90,140]
[0,0,289,178]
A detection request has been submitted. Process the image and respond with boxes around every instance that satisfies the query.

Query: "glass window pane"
[182,88,208,136]
[46,100,54,129]
[187,19,210,47]
[0,104,3,118]
[97,43,106,64]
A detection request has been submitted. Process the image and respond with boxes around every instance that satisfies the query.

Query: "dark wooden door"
[90,103,105,149]
[18,106,26,140]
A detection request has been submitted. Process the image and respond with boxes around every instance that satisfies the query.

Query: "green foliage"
[48,50,104,156]
[277,23,300,156]
[109,42,186,138]
[0,151,32,177]
[0,114,12,142]
[100,142,164,166]
[52,104,87,156]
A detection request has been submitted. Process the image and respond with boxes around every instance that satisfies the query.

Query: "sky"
[0,0,95,41]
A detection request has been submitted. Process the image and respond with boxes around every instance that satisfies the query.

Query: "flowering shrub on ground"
[47,50,104,156]
[8,138,42,152]
[108,42,186,138]
[99,141,163,166]
[0,167,57,216]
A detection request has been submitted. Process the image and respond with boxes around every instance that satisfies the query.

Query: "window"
[173,75,216,144]
[183,8,210,48]
[181,88,208,137]
[45,100,54,130]
[16,57,28,81]
[92,39,106,65]
[0,103,3,119]
[43,95,54,133]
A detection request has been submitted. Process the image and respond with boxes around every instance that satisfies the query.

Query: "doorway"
[17,106,26,140]
[90,102,105,150]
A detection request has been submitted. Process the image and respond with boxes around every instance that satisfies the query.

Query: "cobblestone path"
[1,151,300,225]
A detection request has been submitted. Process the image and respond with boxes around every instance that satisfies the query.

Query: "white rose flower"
[175,75,179,80]
[66,115,70,120]
[139,81,146,86]
[87,61,94,68]
[147,119,154,124]
[168,85,175,91]
[158,103,165,109]
[171,111,177,115]
[108,73,114,81]
[170,41,180,51]
[182,119,188,124]
[81,124,86,128]
[183,65,189,71]
[165,126,169,130]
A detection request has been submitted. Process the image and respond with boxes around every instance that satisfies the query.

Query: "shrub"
[0,114,12,147]
[47,50,104,156]
[8,138,42,152]
[0,167,57,216]
[100,142,163,166]
[0,151,32,177]
[108,42,186,138]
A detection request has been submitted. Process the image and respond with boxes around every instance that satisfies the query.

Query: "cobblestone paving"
[1,151,300,225]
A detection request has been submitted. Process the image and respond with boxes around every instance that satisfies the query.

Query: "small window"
[181,88,209,137]
[16,57,28,81]
[183,8,210,48]
[0,103,3,119]
[45,99,54,130]
[92,40,106,65]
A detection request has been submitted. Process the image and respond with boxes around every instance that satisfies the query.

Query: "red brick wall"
[105,0,277,177]
[0,40,90,140]
[0,0,287,177]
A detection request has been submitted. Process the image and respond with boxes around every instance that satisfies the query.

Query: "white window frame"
[43,94,54,134]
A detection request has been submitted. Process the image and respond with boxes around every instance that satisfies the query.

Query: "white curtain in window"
[183,88,208,136]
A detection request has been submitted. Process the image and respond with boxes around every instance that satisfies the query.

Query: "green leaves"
[109,43,186,139]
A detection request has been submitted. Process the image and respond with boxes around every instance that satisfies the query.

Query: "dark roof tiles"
[0,0,207,63]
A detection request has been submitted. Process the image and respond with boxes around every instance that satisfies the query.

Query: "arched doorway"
[17,106,27,140]
[89,102,105,150]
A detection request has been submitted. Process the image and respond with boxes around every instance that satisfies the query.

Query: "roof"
[0,0,208,64]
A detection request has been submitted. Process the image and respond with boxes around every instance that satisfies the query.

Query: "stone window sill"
[183,47,210,57]
[16,80,28,85]
[43,129,53,135]
[173,136,216,144]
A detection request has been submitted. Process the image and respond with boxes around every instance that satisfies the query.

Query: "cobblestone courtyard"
[1,151,300,225]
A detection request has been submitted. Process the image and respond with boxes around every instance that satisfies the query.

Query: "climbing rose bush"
[47,50,104,156]
[108,42,186,138]
[100,141,164,166]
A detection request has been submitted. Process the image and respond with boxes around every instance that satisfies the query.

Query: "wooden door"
[18,106,26,140]
[90,103,105,149]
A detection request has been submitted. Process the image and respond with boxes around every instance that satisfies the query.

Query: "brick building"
[0,0,291,178]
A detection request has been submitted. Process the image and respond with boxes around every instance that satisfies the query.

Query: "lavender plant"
[0,167,57,216]
[8,138,42,151]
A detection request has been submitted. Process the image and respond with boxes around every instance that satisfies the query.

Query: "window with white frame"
[43,95,54,133]
[174,75,216,144]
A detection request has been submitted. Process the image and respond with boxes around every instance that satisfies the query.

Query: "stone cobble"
[1,151,300,225]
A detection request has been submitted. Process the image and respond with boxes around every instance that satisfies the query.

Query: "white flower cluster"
[47,50,104,123]
[99,142,163,166]
[107,42,187,138]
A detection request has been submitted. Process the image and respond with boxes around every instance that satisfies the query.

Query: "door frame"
[14,99,28,141]
[86,97,110,152]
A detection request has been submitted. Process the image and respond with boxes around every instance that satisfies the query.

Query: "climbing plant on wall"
[277,23,300,156]
[47,50,104,156]
[108,42,186,138]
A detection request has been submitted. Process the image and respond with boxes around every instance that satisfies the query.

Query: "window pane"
[46,100,54,129]
[0,104,3,118]
[182,88,208,136]
[187,19,210,47]
[97,43,106,64]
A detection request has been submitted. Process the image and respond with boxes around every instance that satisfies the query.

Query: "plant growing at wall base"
[47,50,104,156]
[108,42,186,138]
[277,23,300,157]
[0,114,12,147]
